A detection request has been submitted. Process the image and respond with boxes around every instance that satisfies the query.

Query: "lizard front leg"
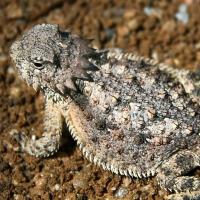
[11,99,63,157]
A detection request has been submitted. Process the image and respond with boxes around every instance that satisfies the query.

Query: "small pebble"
[115,187,128,198]
[175,4,189,24]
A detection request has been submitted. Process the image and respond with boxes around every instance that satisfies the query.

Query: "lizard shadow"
[56,123,77,157]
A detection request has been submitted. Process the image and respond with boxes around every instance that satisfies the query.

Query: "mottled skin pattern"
[10,24,200,199]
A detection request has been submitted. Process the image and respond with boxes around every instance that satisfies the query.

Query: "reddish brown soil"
[0,0,200,200]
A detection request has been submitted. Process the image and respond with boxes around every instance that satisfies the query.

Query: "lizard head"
[10,24,98,96]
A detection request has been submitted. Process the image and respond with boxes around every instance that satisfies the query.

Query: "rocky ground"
[0,0,200,199]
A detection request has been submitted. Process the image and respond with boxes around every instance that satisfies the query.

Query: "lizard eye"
[32,58,45,70]
[33,62,44,69]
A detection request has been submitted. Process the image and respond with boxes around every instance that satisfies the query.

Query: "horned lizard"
[10,24,200,199]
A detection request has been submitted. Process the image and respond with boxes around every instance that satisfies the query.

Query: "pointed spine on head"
[55,27,100,93]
